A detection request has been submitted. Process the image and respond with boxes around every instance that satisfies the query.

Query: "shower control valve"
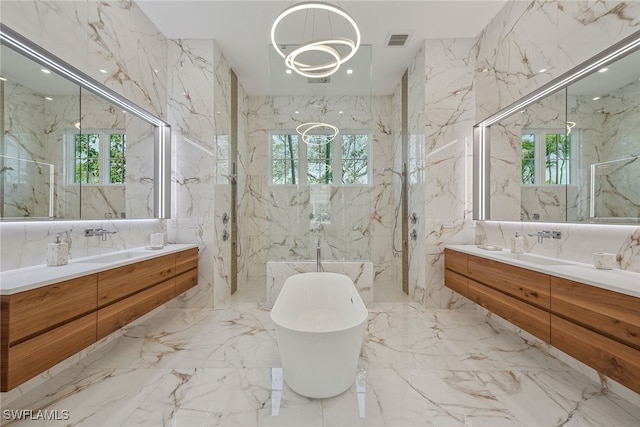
[222,212,229,224]
[410,212,418,224]
[410,229,418,241]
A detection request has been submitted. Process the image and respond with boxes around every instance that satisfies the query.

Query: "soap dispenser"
[510,232,524,254]
[47,235,69,266]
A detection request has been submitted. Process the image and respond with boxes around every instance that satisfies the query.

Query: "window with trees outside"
[271,131,370,185]
[67,129,126,185]
[521,129,572,185]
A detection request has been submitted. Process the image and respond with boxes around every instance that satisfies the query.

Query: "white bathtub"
[270,272,369,398]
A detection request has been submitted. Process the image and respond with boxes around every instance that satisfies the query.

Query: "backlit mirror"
[0,25,170,220]
[474,30,640,224]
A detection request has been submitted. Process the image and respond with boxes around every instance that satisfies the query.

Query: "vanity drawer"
[551,277,640,350]
[445,269,468,298]
[176,247,198,275]
[468,279,550,342]
[4,313,96,390]
[467,255,551,310]
[5,274,97,344]
[176,268,199,295]
[97,278,176,340]
[551,314,640,394]
[97,254,174,306]
[444,249,467,275]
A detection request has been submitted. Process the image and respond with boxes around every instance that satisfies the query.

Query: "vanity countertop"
[446,245,640,299]
[0,244,198,295]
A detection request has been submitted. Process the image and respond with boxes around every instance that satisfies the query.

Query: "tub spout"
[316,238,323,272]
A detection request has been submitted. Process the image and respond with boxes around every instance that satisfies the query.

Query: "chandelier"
[296,122,339,146]
[271,1,361,78]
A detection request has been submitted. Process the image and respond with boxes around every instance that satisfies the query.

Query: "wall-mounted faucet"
[528,230,561,243]
[84,228,117,241]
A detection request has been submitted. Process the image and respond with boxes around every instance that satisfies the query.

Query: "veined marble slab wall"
[0,1,168,270]
[475,0,640,273]
[167,39,233,308]
[406,39,477,309]
[240,95,398,289]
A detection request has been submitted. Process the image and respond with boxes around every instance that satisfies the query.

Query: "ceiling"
[135,0,509,96]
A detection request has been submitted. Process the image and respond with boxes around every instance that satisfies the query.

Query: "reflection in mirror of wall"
[475,30,640,224]
[0,25,170,220]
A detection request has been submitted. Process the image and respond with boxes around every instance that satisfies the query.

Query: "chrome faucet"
[85,228,118,241]
[528,230,561,243]
[316,238,323,272]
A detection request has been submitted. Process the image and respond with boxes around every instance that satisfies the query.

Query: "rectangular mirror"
[474,32,640,224]
[0,24,170,220]
[475,30,640,224]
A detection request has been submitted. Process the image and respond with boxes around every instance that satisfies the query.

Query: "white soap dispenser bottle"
[510,232,524,254]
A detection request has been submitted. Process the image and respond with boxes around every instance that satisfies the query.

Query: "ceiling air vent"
[307,76,331,84]
[385,32,411,48]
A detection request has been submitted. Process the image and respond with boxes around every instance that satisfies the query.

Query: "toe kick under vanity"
[0,244,198,392]
[444,245,640,395]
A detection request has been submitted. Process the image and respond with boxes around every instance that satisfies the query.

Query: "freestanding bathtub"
[270,272,369,398]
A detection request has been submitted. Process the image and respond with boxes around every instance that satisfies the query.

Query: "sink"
[76,251,148,264]
[493,252,570,266]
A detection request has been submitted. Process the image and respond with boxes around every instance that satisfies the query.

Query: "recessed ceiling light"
[346,69,353,75]
[592,96,601,101]
[538,68,548,73]
[0,76,6,81]
[285,69,292,74]
[153,69,159,73]
[294,110,299,114]
[44,96,53,101]
[41,68,51,74]
[99,69,108,74]
[598,67,609,73]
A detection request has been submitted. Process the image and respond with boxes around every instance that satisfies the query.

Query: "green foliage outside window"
[75,133,100,184]
[545,133,570,184]
[74,132,126,184]
[109,134,126,184]
[307,136,333,184]
[342,134,369,184]
[272,134,298,185]
[521,131,571,185]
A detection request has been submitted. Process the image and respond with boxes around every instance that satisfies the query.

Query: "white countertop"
[446,245,640,299]
[0,244,198,295]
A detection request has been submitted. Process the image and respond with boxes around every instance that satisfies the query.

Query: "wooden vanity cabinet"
[0,246,198,392]
[444,248,640,394]
[550,276,640,393]
[1,275,98,391]
[467,256,550,310]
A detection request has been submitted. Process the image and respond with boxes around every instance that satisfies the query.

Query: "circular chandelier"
[296,122,339,146]
[271,1,361,78]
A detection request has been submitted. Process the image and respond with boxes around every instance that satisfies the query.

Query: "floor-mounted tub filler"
[270,272,369,398]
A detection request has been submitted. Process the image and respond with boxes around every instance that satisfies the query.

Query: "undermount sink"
[493,252,571,266]
[76,251,149,264]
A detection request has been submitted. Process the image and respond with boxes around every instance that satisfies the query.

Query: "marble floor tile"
[2,296,639,427]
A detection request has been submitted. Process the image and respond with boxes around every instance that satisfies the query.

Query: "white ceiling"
[135,0,509,96]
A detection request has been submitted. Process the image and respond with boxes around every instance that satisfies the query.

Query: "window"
[67,129,126,185]
[521,129,572,185]
[270,130,370,185]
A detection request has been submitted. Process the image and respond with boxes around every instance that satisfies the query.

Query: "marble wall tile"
[407,39,477,309]
[167,39,232,307]
[240,94,398,291]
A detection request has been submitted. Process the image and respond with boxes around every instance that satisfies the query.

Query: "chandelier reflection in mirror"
[296,122,339,146]
[271,1,361,78]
